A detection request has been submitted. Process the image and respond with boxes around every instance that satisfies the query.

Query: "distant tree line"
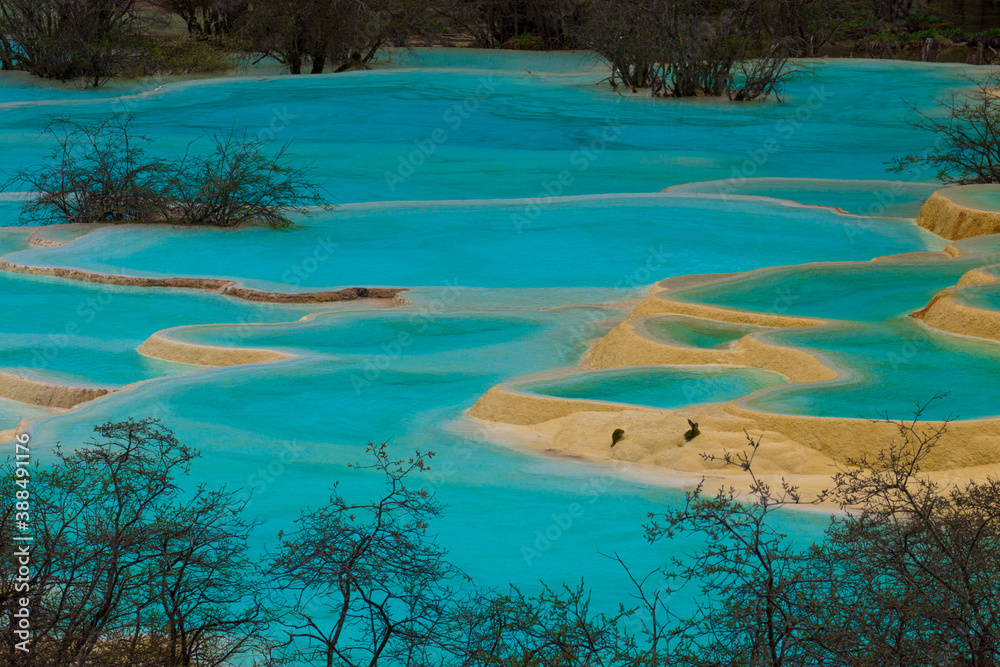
[0,0,947,96]
[151,0,248,37]
[0,0,151,86]
[0,0,429,82]
[1,408,997,666]
[443,0,926,53]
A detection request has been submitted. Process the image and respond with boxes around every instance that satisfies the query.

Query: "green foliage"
[501,32,545,50]
[142,35,239,75]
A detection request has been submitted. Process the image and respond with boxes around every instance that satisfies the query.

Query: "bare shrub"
[9,115,326,228]
[12,116,171,225]
[890,70,1000,184]
[168,133,325,229]
[242,0,429,75]
[581,0,791,101]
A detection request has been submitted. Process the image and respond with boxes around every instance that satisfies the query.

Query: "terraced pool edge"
[918,188,1000,239]
[468,242,1000,482]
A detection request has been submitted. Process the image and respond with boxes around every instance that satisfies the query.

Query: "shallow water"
[7,196,940,293]
[643,315,769,349]
[940,183,1000,212]
[521,365,786,409]
[957,278,1000,312]
[0,51,992,630]
[672,258,986,321]
[748,319,1000,421]
[665,178,939,218]
[0,396,53,426]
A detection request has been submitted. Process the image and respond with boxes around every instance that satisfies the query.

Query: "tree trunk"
[181,10,201,35]
[288,53,302,75]
[0,35,13,71]
[310,53,326,74]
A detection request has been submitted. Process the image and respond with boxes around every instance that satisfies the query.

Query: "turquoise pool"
[940,184,1000,213]
[0,51,992,624]
[672,258,985,321]
[4,196,941,292]
[0,52,978,205]
[643,314,769,349]
[747,319,1000,421]
[521,366,786,409]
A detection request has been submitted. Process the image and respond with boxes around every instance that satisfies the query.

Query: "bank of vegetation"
[0,0,999,100]
[0,407,997,666]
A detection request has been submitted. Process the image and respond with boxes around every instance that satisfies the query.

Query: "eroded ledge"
[910,266,1000,343]
[468,385,659,426]
[917,189,1000,240]
[138,330,295,367]
[914,292,1000,343]
[629,287,825,328]
[0,258,407,304]
[26,223,104,248]
[0,371,113,409]
[588,317,838,384]
[26,230,63,248]
[468,381,1000,479]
